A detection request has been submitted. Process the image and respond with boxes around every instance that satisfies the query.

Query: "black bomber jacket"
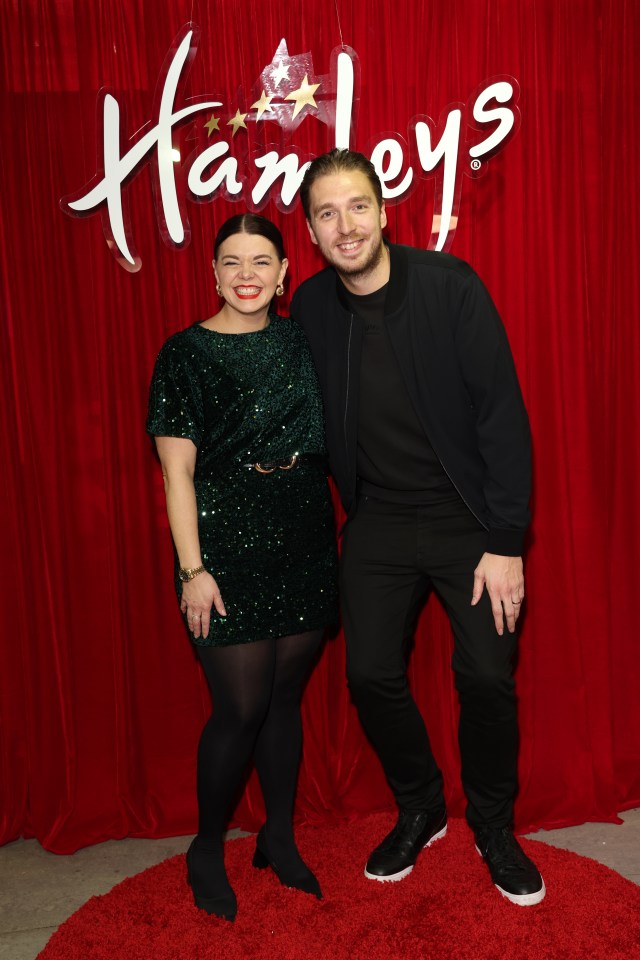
[290,242,532,557]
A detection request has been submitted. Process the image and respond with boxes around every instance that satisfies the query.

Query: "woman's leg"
[189,637,276,914]
[252,630,323,875]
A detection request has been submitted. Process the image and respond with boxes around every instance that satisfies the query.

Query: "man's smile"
[336,239,365,254]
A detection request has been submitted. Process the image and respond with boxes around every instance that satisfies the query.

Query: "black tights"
[194,630,323,857]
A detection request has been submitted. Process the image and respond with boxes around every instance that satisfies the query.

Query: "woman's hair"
[213,213,286,261]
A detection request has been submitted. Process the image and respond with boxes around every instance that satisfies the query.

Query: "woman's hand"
[154,436,227,641]
[180,571,226,640]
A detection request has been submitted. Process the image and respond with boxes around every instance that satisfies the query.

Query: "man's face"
[306,170,387,284]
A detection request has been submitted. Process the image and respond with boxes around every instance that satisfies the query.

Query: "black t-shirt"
[342,281,458,504]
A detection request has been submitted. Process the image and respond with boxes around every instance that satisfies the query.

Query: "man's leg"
[341,498,443,810]
[341,497,447,881]
[431,555,518,831]
[423,499,544,904]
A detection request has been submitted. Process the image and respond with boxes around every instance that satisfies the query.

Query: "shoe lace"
[395,811,423,841]
[482,828,532,875]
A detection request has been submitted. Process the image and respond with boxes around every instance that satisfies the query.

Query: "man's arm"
[452,269,530,633]
[454,268,531,555]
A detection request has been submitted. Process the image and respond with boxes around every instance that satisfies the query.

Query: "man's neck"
[338,243,390,296]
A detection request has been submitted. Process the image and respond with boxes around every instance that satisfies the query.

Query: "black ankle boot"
[252,826,322,899]
[186,838,237,921]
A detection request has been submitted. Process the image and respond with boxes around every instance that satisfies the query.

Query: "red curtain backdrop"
[1,0,638,853]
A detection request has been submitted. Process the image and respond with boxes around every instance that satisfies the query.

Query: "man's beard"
[329,234,385,282]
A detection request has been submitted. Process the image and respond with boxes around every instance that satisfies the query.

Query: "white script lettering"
[61,29,518,269]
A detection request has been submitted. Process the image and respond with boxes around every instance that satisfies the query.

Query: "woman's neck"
[200,304,270,333]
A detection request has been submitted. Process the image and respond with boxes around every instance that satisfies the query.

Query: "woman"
[147,213,338,922]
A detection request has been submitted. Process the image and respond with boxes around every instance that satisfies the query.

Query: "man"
[290,149,544,906]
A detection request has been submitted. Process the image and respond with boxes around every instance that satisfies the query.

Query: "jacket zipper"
[434,448,488,531]
[343,313,353,456]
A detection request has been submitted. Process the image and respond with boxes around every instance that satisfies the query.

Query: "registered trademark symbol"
[470,159,482,171]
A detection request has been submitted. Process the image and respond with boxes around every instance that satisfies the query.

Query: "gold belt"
[241,453,326,474]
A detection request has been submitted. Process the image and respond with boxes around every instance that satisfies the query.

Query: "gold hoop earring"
[275,283,284,297]
[216,283,222,296]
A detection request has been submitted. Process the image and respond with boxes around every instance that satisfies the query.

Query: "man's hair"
[299,149,383,220]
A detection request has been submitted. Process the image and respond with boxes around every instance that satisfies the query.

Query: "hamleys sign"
[61,24,520,272]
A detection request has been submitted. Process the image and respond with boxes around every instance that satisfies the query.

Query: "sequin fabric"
[147,316,338,645]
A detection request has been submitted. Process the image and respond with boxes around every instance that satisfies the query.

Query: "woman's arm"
[155,435,226,639]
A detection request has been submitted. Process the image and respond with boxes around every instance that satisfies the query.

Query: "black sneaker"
[475,825,546,905]
[364,809,448,882]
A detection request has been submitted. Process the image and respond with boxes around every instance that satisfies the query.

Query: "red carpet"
[39,815,640,959]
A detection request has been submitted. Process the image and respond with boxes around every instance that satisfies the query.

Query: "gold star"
[227,109,248,137]
[204,115,220,136]
[250,90,274,120]
[285,75,320,120]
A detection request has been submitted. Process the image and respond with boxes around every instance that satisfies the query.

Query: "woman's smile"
[233,285,262,299]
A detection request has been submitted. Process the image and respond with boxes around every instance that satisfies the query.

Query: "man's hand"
[471,552,524,636]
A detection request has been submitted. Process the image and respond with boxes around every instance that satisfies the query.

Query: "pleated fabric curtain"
[0,0,638,852]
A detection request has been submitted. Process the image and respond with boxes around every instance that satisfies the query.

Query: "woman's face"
[214,232,287,317]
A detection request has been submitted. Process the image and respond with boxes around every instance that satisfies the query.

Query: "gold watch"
[178,564,206,582]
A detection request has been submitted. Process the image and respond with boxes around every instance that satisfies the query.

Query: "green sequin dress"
[147,316,338,646]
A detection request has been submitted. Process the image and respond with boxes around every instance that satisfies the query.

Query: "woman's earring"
[216,283,222,296]
[275,283,284,297]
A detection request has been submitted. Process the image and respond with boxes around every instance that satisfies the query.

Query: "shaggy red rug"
[38,815,640,960]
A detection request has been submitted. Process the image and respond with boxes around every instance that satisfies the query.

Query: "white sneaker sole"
[497,878,546,906]
[364,823,448,882]
[475,844,547,905]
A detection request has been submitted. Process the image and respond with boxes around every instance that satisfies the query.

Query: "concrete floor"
[1,810,638,959]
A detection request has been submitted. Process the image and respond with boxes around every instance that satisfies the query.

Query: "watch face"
[179,570,188,582]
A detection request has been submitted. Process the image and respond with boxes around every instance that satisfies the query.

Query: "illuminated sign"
[61,24,519,271]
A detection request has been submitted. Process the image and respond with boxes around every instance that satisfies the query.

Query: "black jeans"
[340,495,519,830]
